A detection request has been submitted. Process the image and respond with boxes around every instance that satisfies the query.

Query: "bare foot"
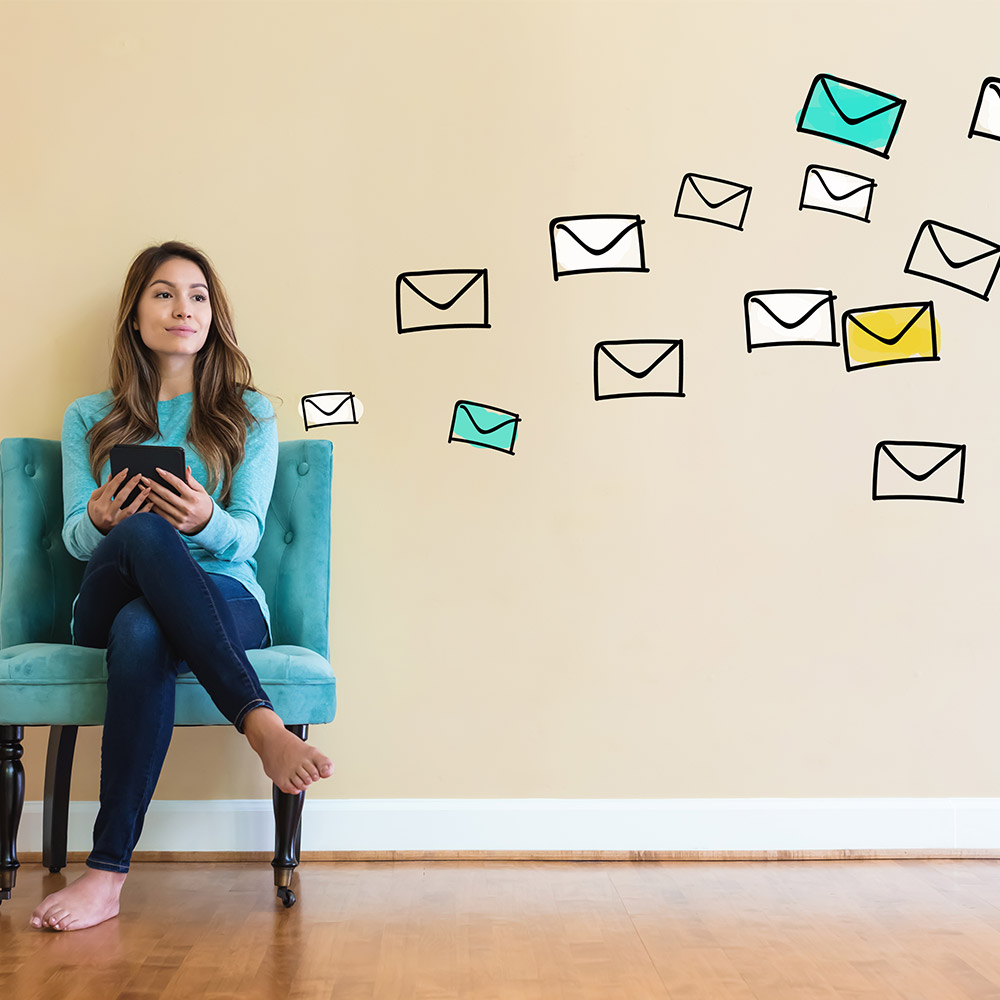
[243,707,334,794]
[30,869,127,932]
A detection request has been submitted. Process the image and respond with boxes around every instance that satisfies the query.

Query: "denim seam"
[191,567,272,731]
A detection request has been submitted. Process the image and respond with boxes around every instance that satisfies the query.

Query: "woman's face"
[134,256,213,364]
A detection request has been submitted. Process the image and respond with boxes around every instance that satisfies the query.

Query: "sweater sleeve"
[61,397,108,561]
[187,394,278,563]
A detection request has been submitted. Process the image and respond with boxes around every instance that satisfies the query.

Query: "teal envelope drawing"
[448,400,520,455]
[797,74,905,157]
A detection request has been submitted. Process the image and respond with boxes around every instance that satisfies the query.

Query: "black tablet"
[109,444,186,508]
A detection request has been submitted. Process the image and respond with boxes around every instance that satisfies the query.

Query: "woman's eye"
[154,290,170,298]
[193,294,207,302]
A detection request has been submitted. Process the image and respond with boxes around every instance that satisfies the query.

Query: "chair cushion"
[0,643,336,727]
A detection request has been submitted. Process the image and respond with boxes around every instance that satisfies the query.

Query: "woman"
[30,241,333,932]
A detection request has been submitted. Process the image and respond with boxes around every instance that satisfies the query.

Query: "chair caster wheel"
[48,868,62,874]
[277,886,296,908]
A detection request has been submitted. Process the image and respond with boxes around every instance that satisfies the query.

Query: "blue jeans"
[71,512,273,874]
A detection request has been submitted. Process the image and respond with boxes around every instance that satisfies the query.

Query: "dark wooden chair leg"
[271,724,308,907]
[43,725,78,873]
[1,725,25,904]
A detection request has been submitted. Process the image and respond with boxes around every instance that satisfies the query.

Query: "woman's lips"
[167,327,196,337]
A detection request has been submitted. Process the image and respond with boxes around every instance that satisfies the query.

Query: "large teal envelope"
[797,74,905,157]
[448,401,520,454]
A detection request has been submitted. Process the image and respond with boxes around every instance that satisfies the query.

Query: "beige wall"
[4,0,1000,806]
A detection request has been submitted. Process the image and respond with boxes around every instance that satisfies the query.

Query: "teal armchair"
[0,437,337,908]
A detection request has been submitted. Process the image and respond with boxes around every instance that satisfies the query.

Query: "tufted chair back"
[0,438,333,657]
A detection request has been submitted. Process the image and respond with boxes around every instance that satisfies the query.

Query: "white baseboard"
[16,798,1000,854]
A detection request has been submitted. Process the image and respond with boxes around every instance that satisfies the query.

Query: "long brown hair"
[87,241,262,507]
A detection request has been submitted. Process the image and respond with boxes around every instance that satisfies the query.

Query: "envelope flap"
[554,217,641,256]
[458,403,517,435]
[924,223,1000,268]
[401,270,484,310]
[819,76,902,124]
[304,393,353,417]
[808,167,875,200]
[598,341,679,378]
[847,304,930,345]
[748,292,832,329]
[684,175,749,209]
[880,443,963,481]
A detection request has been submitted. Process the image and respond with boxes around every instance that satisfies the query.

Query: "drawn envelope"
[448,400,520,455]
[797,74,905,157]
[594,340,684,400]
[904,221,1000,300]
[744,289,837,351]
[396,269,490,333]
[843,302,938,371]
[799,165,876,222]
[873,441,966,503]
[549,215,648,279]
[300,391,360,431]
[969,77,1000,141]
[673,174,751,231]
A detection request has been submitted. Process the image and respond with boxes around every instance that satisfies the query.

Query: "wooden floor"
[5,859,1000,999]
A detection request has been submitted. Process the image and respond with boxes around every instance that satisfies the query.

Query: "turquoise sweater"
[61,389,278,637]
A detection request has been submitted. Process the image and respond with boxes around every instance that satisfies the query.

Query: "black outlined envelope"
[904,222,1000,301]
[301,391,359,431]
[969,77,1000,141]
[873,441,966,503]
[673,173,751,231]
[744,290,837,351]
[448,400,520,455]
[549,215,648,279]
[594,340,684,400]
[842,302,938,372]
[798,165,876,222]
[396,269,490,333]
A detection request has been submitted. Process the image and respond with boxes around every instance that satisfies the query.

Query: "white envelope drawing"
[594,340,684,399]
[300,391,362,431]
[904,221,1000,300]
[674,174,751,230]
[873,441,966,502]
[744,289,837,351]
[396,269,490,333]
[549,215,648,279]
[799,165,876,222]
[969,77,1000,140]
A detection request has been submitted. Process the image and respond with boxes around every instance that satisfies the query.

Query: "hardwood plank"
[5,860,1000,999]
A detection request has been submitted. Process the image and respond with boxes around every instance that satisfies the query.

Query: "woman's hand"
[88,468,154,535]
[141,466,214,535]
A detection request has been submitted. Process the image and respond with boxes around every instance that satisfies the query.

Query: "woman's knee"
[107,511,177,547]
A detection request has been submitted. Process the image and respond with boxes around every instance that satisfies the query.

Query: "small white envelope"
[904,221,1000,300]
[744,289,838,351]
[969,77,1000,141]
[799,165,876,222]
[594,340,684,399]
[396,269,490,333]
[300,391,361,431]
[873,441,966,502]
[549,215,648,279]
[674,174,751,230]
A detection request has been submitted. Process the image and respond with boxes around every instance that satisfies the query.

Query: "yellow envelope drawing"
[396,269,490,333]
[843,302,938,371]
[594,340,684,399]
[674,174,751,230]
[873,441,966,502]
[904,221,1000,300]
[300,391,362,431]
[549,215,648,278]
